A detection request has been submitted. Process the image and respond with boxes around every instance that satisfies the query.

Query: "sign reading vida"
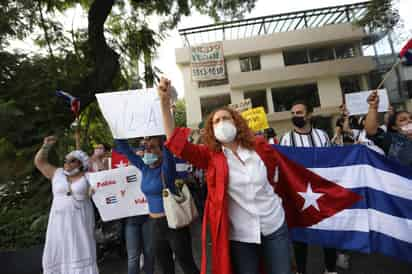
[241,107,269,132]
[96,89,165,139]
[88,166,149,221]
[190,42,226,81]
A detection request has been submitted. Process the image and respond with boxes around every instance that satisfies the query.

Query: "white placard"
[228,98,252,113]
[96,89,165,139]
[88,166,149,221]
[345,89,389,116]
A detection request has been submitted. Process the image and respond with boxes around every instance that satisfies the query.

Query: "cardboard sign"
[191,42,226,81]
[345,89,389,116]
[88,166,149,221]
[96,89,165,139]
[241,107,269,132]
[229,98,252,113]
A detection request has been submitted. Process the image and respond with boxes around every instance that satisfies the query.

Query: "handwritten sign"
[241,107,269,132]
[191,42,226,81]
[96,89,165,139]
[89,166,149,221]
[228,98,252,113]
[345,89,389,116]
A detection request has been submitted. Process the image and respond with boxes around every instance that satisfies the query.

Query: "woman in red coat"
[158,77,291,274]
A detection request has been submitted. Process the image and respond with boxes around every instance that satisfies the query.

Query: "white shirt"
[223,146,285,244]
[280,128,331,147]
[357,130,385,155]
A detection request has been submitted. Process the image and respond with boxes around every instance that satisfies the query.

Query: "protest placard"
[241,107,269,132]
[191,42,226,81]
[96,89,165,139]
[345,89,389,116]
[88,166,149,221]
[228,98,252,113]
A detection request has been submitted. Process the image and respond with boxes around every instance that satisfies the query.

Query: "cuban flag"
[275,145,412,263]
[56,90,81,116]
[399,38,412,66]
[111,149,129,169]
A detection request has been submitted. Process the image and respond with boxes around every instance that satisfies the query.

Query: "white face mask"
[64,168,81,177]
[214,121,237,144]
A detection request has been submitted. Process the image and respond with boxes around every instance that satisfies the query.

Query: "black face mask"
[292,116,306,128]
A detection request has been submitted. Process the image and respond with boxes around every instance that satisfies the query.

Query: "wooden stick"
[74,117,81,150]
[376,58,402,90]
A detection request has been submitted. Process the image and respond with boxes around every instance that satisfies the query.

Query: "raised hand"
[43,136,57,146]
[367,90,379,109]
[157,77,172,103]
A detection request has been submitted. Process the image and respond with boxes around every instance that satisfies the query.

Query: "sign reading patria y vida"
[190,42,226,81]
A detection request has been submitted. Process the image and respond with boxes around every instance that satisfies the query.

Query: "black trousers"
[294,241,337,273]
[150,217,199,274]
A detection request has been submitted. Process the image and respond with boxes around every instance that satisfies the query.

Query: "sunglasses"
[64,158,79,164]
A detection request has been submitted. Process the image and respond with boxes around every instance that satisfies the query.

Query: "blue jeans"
[125,216,154,274]
[230,221,292,274]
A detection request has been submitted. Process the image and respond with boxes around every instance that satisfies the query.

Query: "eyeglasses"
[64,158,79,164]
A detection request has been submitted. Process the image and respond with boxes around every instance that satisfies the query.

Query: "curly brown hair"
[203,107,255,152]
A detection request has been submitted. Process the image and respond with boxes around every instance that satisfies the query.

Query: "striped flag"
[276,144,412,263]
[56,90,80,116]
[399,38,412,65]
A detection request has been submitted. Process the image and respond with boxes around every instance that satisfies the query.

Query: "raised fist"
[157,77,172,102]
[43,136,57,145]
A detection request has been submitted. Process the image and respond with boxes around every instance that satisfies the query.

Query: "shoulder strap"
[161,171,167,189]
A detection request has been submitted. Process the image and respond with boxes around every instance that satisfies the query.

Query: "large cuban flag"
[276,144,412,263]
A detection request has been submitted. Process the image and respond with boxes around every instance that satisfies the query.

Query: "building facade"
[175,2,409,134]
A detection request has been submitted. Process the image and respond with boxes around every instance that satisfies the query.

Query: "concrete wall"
[177,23,374,129]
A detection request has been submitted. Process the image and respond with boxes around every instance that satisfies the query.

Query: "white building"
[175,2,410,134]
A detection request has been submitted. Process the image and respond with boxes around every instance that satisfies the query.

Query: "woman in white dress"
[34,136,99,274]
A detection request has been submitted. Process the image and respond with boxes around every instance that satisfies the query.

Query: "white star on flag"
[298,182,324,211]
[115,161,127,168]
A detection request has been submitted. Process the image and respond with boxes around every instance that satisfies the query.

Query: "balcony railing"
[179,1,371,47]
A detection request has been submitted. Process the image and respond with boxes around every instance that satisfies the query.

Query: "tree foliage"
[356,0,399,31]
[0,0,258,249]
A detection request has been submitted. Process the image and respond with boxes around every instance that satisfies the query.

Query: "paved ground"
[100,220,411,274]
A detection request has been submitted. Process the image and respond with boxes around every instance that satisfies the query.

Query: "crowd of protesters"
[34,76,411,274]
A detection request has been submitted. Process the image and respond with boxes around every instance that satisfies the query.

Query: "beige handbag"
[161,173,199,229]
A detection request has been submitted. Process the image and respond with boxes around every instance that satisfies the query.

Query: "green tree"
[0,0,258,249]
[174,99,187,127]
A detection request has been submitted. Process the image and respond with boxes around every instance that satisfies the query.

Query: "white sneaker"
[324,271,338,274]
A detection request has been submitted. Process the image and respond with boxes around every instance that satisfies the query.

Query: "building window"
[309,47,335,63]
[271,84,320,112]
[283,49,309,66]
[283,43,358,66]
[340,75,362,94]
[244,90,268,112]
[239,56,261,72]
[198,78,229,88]
[335,44,356,59]
[200,94,231,119]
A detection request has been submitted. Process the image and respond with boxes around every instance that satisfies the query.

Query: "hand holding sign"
[366,90,379,109]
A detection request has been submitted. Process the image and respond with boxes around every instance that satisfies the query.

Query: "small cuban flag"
[399,38,412,66]
[56,90,81,117]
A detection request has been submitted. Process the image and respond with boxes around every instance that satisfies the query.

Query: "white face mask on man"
[214,121,237,144]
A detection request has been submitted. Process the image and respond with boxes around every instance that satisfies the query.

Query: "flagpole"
[376,58,402,90]
[73,116,81,150]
